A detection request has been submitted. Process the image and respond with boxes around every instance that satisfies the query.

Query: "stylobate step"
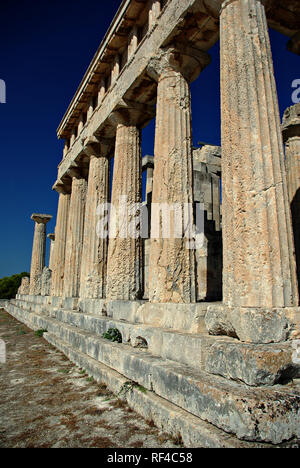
[6,302,300,444]
[44,331,270,449]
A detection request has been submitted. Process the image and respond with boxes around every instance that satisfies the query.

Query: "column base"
[206,304,300,344]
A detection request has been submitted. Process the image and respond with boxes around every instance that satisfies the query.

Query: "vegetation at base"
[102,328,122,343]
[34,329,48,338]
[0,272,29,300]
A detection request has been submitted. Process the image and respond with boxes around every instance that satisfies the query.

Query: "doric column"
[80,138,111,299]
[147,46,210,303]
[106,118,142,301]
[50,186,70,297]
[206,0,299,343]
[29,214,52,295]
[64,169,87,298]
[282,103,300,296]
[48,233,55,271]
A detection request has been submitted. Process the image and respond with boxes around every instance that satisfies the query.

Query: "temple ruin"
[7,0,300,447]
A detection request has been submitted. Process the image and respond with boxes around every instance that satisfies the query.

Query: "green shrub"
[0,272,29,300]
[102,328,122,343]
[34,329,48,338]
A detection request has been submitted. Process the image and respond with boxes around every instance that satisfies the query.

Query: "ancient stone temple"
[7,0,300,447]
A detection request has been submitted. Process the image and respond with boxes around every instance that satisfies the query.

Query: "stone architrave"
[29,214,52,295]
[63,169,87,298]
[282,103,300,296]
[206,0,299,343]
[147,45,210,304]
[80,138,111,299]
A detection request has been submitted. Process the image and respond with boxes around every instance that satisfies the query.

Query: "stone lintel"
[31,214,52,224]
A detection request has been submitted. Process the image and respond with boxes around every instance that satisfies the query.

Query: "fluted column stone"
[106,121,143,301]
[29,214,52,295]
[64,170,87,298]
[206,0,299,344]
[51,188,70,297]
[147,46,210,303]
[48,234,55,271]
[80,139,111,299]
[282,103,300,297]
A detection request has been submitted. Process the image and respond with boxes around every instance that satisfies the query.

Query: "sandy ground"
[0,308,180,449]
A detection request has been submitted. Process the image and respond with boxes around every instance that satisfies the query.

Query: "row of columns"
[29,0,299,322]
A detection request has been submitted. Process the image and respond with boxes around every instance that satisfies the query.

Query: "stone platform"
[5,295,300,448]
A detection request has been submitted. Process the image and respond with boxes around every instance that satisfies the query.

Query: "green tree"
[0,272,29,300]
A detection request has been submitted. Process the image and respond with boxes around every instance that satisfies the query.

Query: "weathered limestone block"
[29,214,52,295]
[80,139,110,299]
[51,188,70,298]
[41,267,52,297]
[282,103,300,298]
[206,338,300,387]
[212,0,300,342]
[64,170,87,298]
[206,304,300,344]
[18,277,30,295]
[147,46,210,304]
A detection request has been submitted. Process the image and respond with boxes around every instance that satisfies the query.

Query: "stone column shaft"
[80,147,110,299]
[106,124,142,301]
[29,214,52,295]
[64,174,87,298]
[286,137,300,294]
[148,53,204,304]
[282,103,300,298]
[220,0,298,309]
[51,192,70,297]
[48,234,55,271]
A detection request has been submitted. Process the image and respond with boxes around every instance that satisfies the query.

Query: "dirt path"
[0,308,179,448]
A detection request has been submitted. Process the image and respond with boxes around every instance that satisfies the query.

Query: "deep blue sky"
[0,0,299,278]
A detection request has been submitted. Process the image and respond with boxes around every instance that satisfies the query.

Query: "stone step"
[10,299,299,387]
[6,302,300,444]
[44,331,270,448]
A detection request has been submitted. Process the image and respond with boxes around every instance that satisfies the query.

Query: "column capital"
[53,181,71,195]
[147,45,211,83]
[82,135,114,158]
[31,214,52,224]
[109,99,155,128]
[282,103,300,143]
[66,165,85,180]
